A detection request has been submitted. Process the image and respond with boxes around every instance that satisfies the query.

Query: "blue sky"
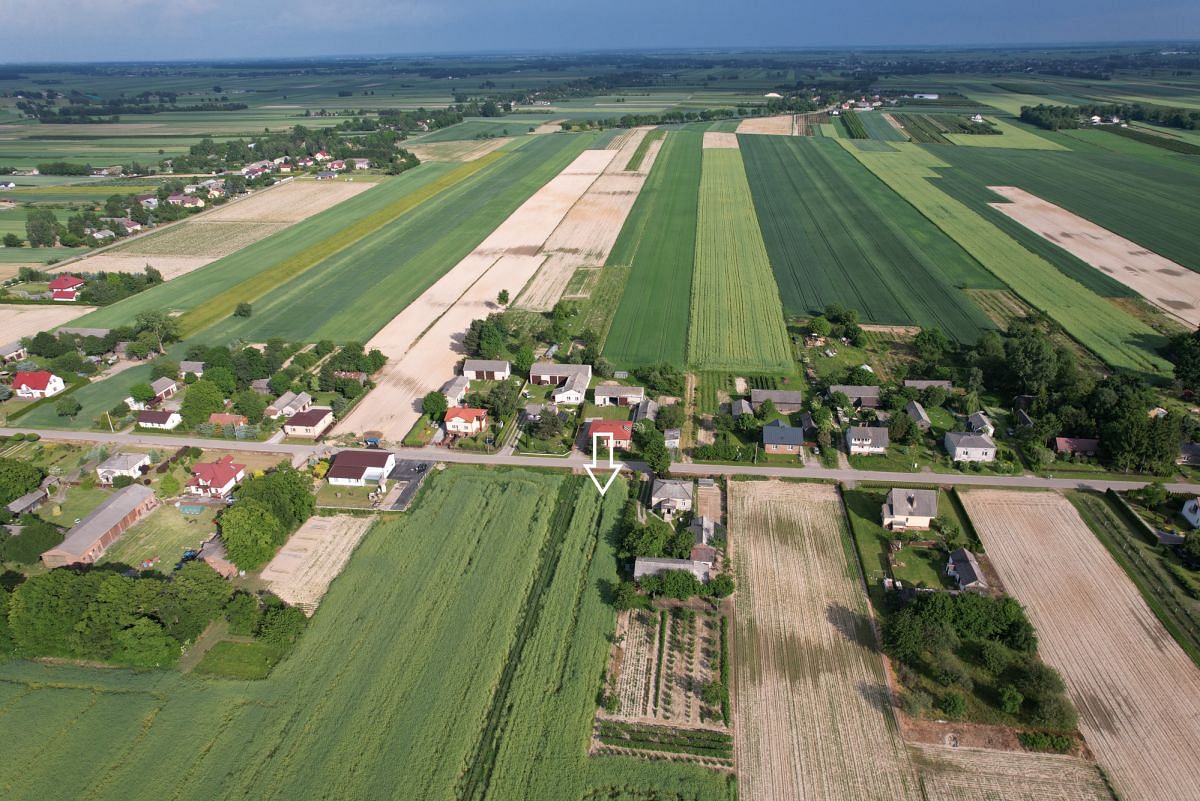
[3,0,1198,62]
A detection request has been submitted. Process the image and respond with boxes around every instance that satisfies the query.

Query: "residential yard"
[315,482,379,509]
[402,413,438,446]
[100,504,218,569]
[38,485,113,526]
[843,488,957,594]
[581,402,632,421]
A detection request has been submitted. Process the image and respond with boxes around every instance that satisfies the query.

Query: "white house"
[529,362,592,405]
[944,431,996,463]
[462,359,510,381]
[137,410,182,430]
[283,408,334,439]
[12,371,65,399]
[267,391,312,419]
[967,411,995,437]
[881,488,938,531]
[445,407,488,436]
[846,426,889,456]
[327,450,396,487]
[179,360,205,378]
[441,376,470,406]
[0,341,27,363]
[96,452,151,485]
[651,479,693,520]
[593,385,646,407]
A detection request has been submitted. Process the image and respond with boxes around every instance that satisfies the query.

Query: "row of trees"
[168,124,418,174]
[1020,102,1200,131]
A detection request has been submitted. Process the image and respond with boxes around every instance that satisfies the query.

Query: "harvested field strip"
[405,137,514,162]
[735,115,795,136]
[730,481,918,801]
[910,744,1114,801]
[177,155,506,336]
[260,515,375,614]
[960,490,1200,801]
[741,135,997,341]
[841,142,1170,375]
[0,302,95,340]
[214,135,593,343]
[702,131,739,149]
[625,128,665,170]
[688,148,792,371]
[604,128,702,367]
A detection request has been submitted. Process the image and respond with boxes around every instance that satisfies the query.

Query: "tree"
[157,562,233,641]
[236,466,313,531]
[756,398,777,421]
[159,472,181,496]
[25,208,59,247]
[112,617,176,668]
[129,382,156,404]
[219,499,284,570]
[497,289,509,306]
[999,685,1024,715]
[485,381,520,419]
[655,403,685,432]
[1166,329,1200,390]
[807,316,832,336]
[180,379,224,427]
[133,310,180,354]
[234,302,252,318]
[657,569,703,600]
[888,411,916,445]
[913,327,950,366]
[532,411,563,440]
[204,366,237,396]
[613,580,640,611]
[268,372,293,396]
[225,592,260,635]
[421,390,448,421]
[2,233,22,248]
[513,344,535,375]
[232,347,269,384]
[55,397,82,418]
[938,690,966,719]
[707,573,735,598]
[642,437,670,474]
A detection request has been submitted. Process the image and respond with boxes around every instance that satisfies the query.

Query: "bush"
[999,684,1024,715]
[938,690,966,718]
[225,592,261,636]
[111,475,134,489]
[257,605,307,648]
[1030,694,1078,730]
[1018,731,1073,753]
[901,689,933,718]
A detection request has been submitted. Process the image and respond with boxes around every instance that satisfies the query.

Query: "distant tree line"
[1020,102,1200,131]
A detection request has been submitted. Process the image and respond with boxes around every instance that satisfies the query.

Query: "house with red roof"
[328,159,347,171]
[585,419,634,450]
[313,150,332,162]
[445,407,488,436]
[187,455,246,497]
[48,274,85,302]
[208,412,249,428]
[12,370,65,399]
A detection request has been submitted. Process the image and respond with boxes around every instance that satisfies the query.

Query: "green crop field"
[841,141,1171,376]
[855,111,907,141]
[0,467,732,801]
[944,117,1067,150]
[688,147,792,371]
[603,129,702,367]
[414,117,558,142]
[741,136,999,341]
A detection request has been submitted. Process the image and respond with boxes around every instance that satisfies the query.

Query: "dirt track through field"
[730,480,919,801]
[335,148,617,441]
[988,186,1200,327]
[261,515,374,614]
[960,490,1200,801]
[0,302,96,339]
[516,128,664,311]
[736,115,796,136]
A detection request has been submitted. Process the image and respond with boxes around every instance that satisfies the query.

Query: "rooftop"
[885,487,938,518]
[49,485,154,560]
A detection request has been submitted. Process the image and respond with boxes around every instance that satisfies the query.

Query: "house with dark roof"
[1054,437,1100,457]
[327,450,396,487]
[150,376,178,401]
[41,485,157,568]
[762,420,804,454]
[946,548,988,591]
[906,400,932,431]
[881,488,938,530]
[0,341,27,363]
[529,362,591,405]
[633,556,711,583]
[284,408,334,439]
[731,398,753,418]
[750,389,804,413]
[179,360,205,378]
[651,479,693,520]
[594,384,645,407]
[137,410,182,430]
[904,379,953,391]
[828,385,882,409]
[846,426,889,455]
[462,359,511,381]
[944,431,995,463]
[441,375,470,406]
[633,398,659,423]
[96,452,150,485]
[967,411,994,437]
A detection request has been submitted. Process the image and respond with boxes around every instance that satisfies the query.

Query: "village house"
[944,431,996,463]
[40,485,157,568]
[249,378,271,395]
[797,411,820,441]
[750,388,804,413]
[762,419,804,455]
[137,194,159,209]
[48,274,85,302]
[585,419,634,450]
[881,488,938,531]
[187,455,246,497]
[0,180,14,190]
[846,426,889,456]
[95,452,151,485]
[633,398,659,423]
[529,362,592,405]
[651,479,693,520]
[283,408,335,439]
[633,556,712,583]
[462,359,511,381]
[296,156,315,168]
[7,488,48,517]
[731,398,753,418]
[327,449,397,487]
[314,150,332,161]
[167,193,205,208]
[1181,442,1200,467]
[0,341,27,363]
[179,360,205,378]
[92,229,116,241]
[151,376,179,401]
[946,548,988,591]
[12,370,65,399]
[828,384,882,409]
[1015,409,1035,428]
[1054,437,1100,458]
[663,428,682,449]
[904,379,953,391]
[906,400,932,431]
[333,370,368,384]
[137,410,182,430]
[208,412,248,428]
[316,170,338,180]
[197,536,238,578]
[267,391,312,419]
[328,159,347,171]
[441,375,470,406]
[968,411,995,437]
[445,407,489,436]
[352,158,371,170]
[593,385,646,407]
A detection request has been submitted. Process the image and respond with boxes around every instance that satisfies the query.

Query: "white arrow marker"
[584,432,624,496]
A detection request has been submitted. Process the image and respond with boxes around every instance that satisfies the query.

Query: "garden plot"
[405,138,513,162]
[260,514,375,615]
[730,480,918,801]
[960,490,1200,801]
[702,131,739,149]
[910,744,1114,801]
[736,115,796,135]
[0,302,95,339]
[337,149,616,441]
[516,129,663,311]
[988,185,1200,327]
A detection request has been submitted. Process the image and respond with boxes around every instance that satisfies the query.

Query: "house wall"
[884,514,933,530]
[328,475,367,487]
[765,443,801,454]
[952,447,995,463]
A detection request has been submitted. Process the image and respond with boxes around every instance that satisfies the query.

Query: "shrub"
[999,684,1024,715]
[938,690,966,719]
[112,475,134,489]
[901,689,933,718]
[1018,731,1073,753]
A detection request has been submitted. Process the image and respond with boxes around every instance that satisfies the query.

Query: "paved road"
[6,426,1199,493]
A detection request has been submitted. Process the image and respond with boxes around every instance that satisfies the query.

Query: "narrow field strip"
[688,148,792,371]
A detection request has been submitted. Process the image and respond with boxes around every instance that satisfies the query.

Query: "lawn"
[0,465,732,801]
[688,147,792,371]
[603,128,701,367]
[315,482,378,508]
[193,640,284,680]
[38,484,113,527]
[840,141,1171,377]
[741,136,999,342]
[100,504,217,569]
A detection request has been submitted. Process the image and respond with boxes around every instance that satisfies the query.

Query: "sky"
[3,0,1199,62]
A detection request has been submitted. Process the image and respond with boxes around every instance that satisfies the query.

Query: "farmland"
[960,490,1200,801]
[741,135,999,341]
[841,142,1171,376]
[688,148,791,371]
[729,480,919,801]
[259,514,375,614]
[603,128,703,367]
[909,744,1114,801]
[0,467,733,801]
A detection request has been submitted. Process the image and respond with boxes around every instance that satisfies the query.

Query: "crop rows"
[855,111,908,141]
[842,142,1171,374]
[839,111,869,139]
[688,148,792,371]
[597,720,733,761]
[625,129,666,171]
[741,136,998,341]
[603,129,702,367]
[909,743,1114,801]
